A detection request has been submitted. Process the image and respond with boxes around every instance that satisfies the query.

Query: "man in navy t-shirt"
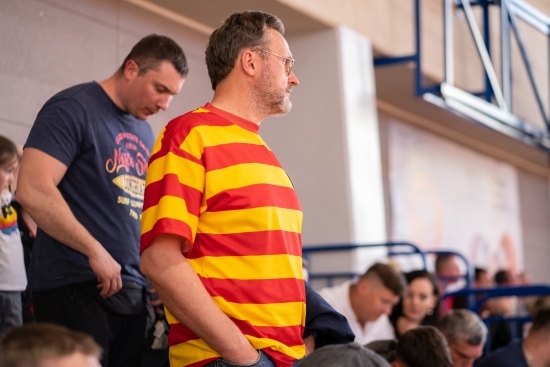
[475,306,550,367]
[16,35,187,367]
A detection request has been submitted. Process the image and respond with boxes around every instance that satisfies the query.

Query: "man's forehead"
[373,284,398,301]
[452,339,483,358]
[144,61,184,94]
[266,28,292,56]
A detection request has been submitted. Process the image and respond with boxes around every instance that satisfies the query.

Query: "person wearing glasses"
[140,10,305,367]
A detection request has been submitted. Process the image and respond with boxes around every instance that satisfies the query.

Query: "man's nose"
[289,70,299,86]
[157,95,173,111]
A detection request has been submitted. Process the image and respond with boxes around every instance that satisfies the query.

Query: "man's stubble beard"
[252,65,292,117]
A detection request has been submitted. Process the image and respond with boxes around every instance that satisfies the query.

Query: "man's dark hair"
[435,254,456,274]
[205,10,284,90]
[118,34,188,77]
[530,306,550,334]
[396,326,453,367]
[0,323,102,367]
[363,262,406,298]
[474,267,487,281]
[494,269,512,285]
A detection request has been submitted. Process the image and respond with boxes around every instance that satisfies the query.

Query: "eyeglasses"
[253,49,295,76]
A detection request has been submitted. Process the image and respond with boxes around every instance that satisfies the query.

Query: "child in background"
[0,135,27,334]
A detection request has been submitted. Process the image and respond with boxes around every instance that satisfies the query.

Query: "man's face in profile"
[448,338,483,367]
[357,280,399,322]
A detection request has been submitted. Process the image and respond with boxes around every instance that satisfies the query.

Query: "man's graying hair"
[205,10,284,90]
[439,309,487,346]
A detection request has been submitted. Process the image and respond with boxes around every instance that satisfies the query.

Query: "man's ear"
[241,49,258,77]
[123,60,140,80]
[358,278,371,294]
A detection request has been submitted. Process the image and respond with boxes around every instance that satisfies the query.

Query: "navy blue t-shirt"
[475,340,528,367]
[25,82,154,290]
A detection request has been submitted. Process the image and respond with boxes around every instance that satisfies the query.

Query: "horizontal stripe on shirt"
[197,207,302,234]
[188,254,303,281]
[142,195,198,237]
[205,184,301,212]
[189,231,302,257]
[199,278,305,304]
[204,163,292,200]
[180,125,264,160]
[147,152,205,191]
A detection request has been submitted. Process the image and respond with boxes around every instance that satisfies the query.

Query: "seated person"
[439,309,487,367]
[0,323,101,367]
[389,270,440,337]
[318,262,406,344]
[300,343,390,367]
[475,306,550,367]
[435,255,465,313]
[393,326,453,367]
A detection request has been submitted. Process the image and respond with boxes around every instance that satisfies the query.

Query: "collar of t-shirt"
[204,102,259,134]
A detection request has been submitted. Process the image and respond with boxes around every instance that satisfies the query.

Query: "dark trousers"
[33,282,146,367]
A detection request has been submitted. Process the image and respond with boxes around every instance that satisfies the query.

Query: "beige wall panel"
[41,0,118,24]
[517,168,550,283]
[0,0,117,142]
[0,121,32,146]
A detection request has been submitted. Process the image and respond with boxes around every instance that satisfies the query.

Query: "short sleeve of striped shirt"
[140,107,210,252]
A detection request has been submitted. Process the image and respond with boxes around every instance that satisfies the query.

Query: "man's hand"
[303,334,315,356]
[89,246,122,298]
[147,286,165,317]
[141,234,258,364]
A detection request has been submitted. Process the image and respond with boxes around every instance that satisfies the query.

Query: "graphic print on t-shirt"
[106,131,151,221]
[0,204,18,236]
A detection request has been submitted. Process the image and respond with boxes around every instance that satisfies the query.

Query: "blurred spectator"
[475,306,550,367]
[365,339,398,363]
[0,323,102,367]
[0,136,27,335]
[474,268,492,289]
[319,263,406,344]
[440,309,487,367]
[389,270,440,337]
[473,268,493,318]
[435,255,461,289]
[10,144,36,324]
[494,270,515,286]
[515,271,535,317]
[300,343,390,367]
[483,268,519,351]
[393,326,453,367]
[436,255,464,314]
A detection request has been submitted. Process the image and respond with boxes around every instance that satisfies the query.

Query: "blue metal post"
[482,1,493,102]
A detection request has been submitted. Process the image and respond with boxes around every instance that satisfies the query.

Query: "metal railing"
[374,0,550,153]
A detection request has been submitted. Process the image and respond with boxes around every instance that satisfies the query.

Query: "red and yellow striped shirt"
[140,104,306,367]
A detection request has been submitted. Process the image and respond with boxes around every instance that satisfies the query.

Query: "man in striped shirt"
[140,11,304,367]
